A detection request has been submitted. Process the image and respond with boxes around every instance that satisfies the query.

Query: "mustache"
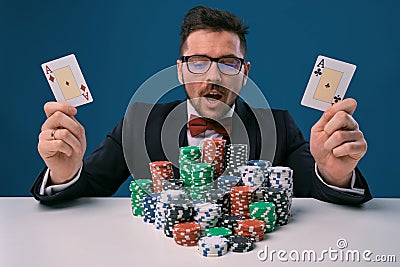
[200,83,228,95]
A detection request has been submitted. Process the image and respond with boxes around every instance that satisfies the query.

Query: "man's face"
[177,30,250,120]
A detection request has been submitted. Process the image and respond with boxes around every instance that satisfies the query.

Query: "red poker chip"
[175,240,198,244]
[149,161,174,192]
[174,240,198,246]
[149,161,172,166]
[173,222,201,232]
[230,195,253,198]
[174,235,200,243]
[238,224,265,229]
[230,208,248,212]
[202,139,226,177]
[231,186,253,192]
[174,236,200,242]
[231,203,250,207]
[174,230,201,236]
[235,229,264,235]
[231,201,251,205]
[230,195,253,200]
[238,219,265,229]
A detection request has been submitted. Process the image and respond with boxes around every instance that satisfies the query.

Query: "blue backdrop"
[1,0,399,197]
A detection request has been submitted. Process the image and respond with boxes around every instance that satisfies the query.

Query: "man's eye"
[220,60,240,68]
[191,62,208,68]
[220,62,238,70]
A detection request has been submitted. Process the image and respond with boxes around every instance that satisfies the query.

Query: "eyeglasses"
[180,55,245,76]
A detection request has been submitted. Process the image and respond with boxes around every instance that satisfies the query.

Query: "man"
[31,6,371,205]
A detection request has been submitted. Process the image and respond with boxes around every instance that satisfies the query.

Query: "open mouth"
[205,92,222,102]
[204,91,223,102]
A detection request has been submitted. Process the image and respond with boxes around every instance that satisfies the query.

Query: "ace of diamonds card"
[41,54,93,107]
[301,55,356,111]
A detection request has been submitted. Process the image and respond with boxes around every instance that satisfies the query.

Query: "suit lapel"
[233,100,259,160]
[179,124,188,147]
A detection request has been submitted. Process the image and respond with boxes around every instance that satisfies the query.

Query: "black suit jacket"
[31,100,372,205]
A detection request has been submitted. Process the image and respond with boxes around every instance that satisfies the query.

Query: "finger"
[325,98,357,120]
[44,102,77,118]
[41,111,84,142]
[312,98,357,132]
[332,139,367,159]
[38,139,74,158]
[323,111,359,135]
[324,130,364,151]
[40,129,84,155]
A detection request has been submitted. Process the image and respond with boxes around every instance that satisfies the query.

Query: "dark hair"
[179,6,249,57]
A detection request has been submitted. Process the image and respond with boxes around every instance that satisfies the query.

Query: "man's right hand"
[38,102,86,185]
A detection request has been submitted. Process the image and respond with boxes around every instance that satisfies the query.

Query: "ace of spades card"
[301,55,356,111]
[41,54,93,107]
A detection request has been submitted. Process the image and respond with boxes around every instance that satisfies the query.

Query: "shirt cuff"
[39,166,83,196]
[314,163,365,195]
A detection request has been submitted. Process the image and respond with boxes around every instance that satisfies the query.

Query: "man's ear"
[242,61,251,87]
[177,60,183,84]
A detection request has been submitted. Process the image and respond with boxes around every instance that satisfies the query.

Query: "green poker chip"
[249,201,276,233]
[205,227,233,238]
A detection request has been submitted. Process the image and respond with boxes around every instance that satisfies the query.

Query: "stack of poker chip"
[253,187,265,202]
[224,144,248,176]
[194,202,221,232]
[164,199,195,238]
[197,236,229,257]
[238,165,265,187]
[179,146,202,186]
[268,166,294,202]
[261,187,291,226]
[129,179,153,216]
[188,163,215,187]
[185,183,213,201]
[162,179,184,191]
[142,193,159,223]
[154,189,186,230]
[228,235,254,253]
[216,175,240,192]
[248,160,272,187]
[205,227,232,238]
[249,201,276,233]
[204,188,231,215]
[149,161,174,193]
[218,214,245,232]
[230,186,254,218]
[154,201,168,230]
[235,219,266,242]
[201,139,226,178]
[173,222,201,247]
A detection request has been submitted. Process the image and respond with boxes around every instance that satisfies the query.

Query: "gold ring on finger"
[51,129,57,140]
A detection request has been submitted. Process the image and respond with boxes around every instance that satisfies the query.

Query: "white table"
[1,198,399,266]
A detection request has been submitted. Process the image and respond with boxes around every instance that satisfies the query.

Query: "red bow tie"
[188,114,232,137]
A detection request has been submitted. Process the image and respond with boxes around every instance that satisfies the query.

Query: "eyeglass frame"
[179,55,246,76]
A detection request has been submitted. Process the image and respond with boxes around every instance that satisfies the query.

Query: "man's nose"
[206,62,222,83]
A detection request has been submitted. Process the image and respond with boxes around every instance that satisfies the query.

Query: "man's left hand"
[310,98,367,188]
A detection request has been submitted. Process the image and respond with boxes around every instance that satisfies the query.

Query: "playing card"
[41,54,93,107]
[301,55,356,111]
